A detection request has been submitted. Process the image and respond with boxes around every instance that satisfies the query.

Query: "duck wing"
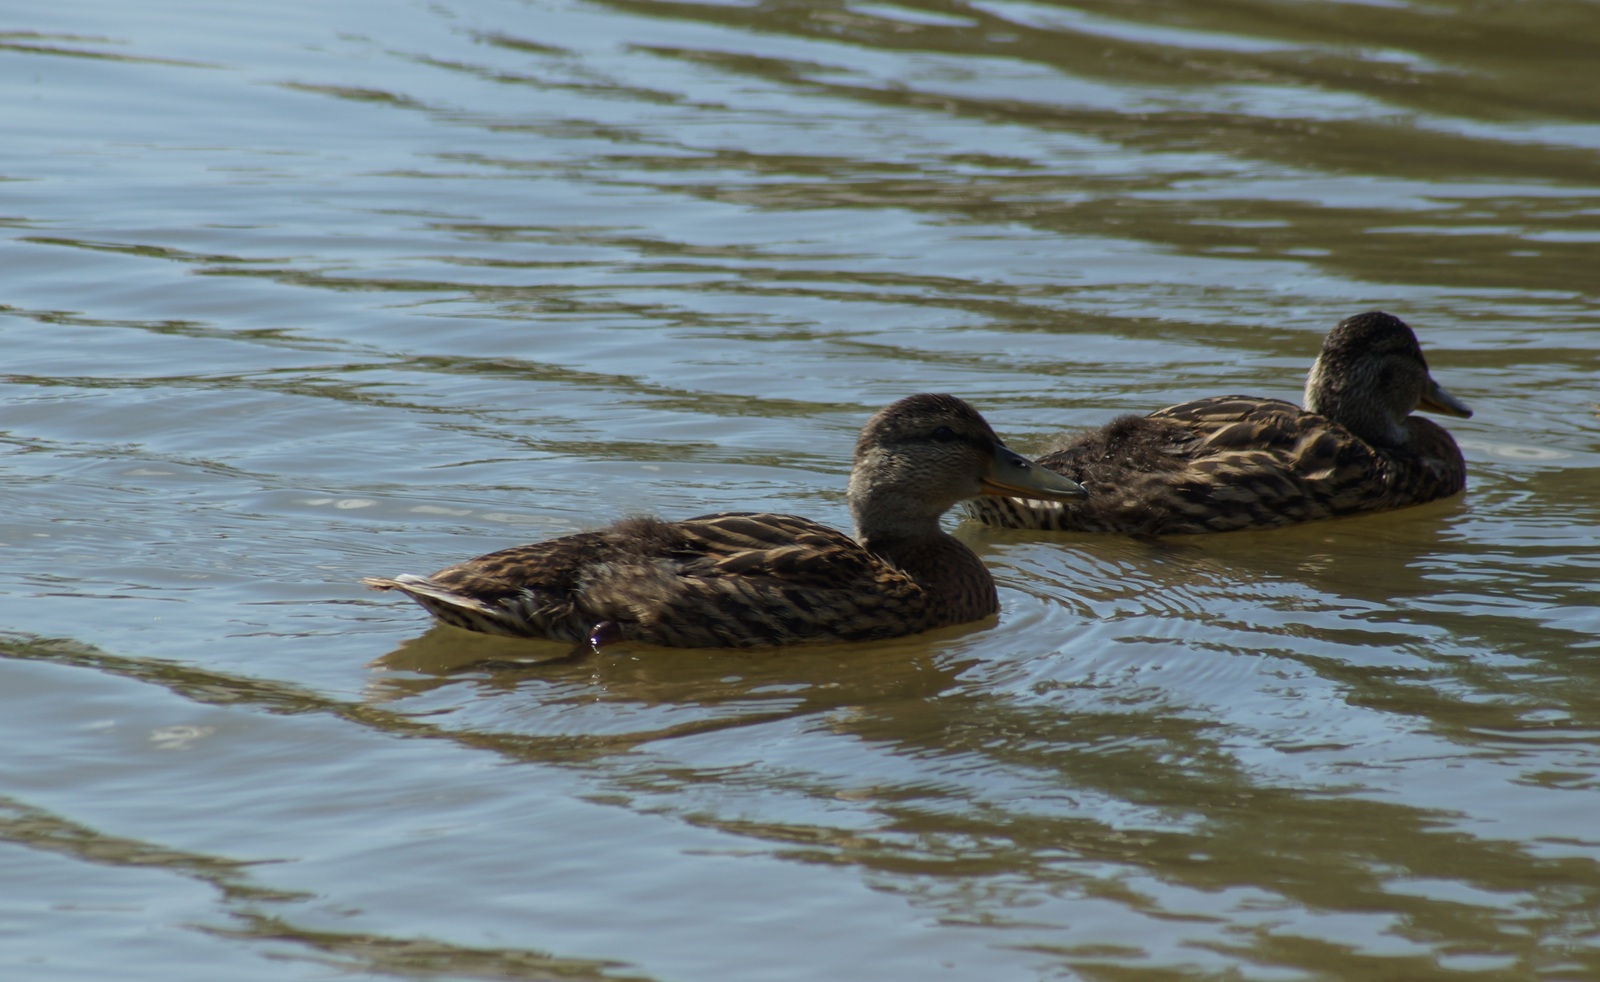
[611,511,930,646]
[1152,395,1308,448]
[1030,395,1318,484]
[1147,396,1387,526]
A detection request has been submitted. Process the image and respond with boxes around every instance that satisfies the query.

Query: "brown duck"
[967,311,1472,535]
[365,393,1086,648]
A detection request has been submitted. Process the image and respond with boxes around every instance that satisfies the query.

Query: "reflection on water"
[3,0,1600,978]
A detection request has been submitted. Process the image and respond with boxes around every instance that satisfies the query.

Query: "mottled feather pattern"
[371,511,981,646]
[967,395,1466,535]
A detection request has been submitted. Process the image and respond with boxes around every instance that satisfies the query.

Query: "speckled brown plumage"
[365,393,1085,647]
[967,311,1473,535]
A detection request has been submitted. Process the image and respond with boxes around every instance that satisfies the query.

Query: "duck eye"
[931,426,957,442]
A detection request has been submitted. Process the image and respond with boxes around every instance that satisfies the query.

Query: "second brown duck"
[967,311,1473,535]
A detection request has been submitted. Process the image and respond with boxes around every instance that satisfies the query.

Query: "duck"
[364,393,1087,650]
[966,311,1472,535]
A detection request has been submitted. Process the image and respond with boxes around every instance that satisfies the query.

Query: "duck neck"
[1315,393,1409,447]
[851,499,998,625]
[850,491,943,545]
[1305,366,1408,448]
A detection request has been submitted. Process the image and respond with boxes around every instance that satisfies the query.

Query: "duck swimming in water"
[966,311,1472,535]
[365,393,1086,649]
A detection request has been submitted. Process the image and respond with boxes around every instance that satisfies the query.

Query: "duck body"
[967,312,1472,535]
[970,394,1466,534]
[370,511,989,646]
[366,393,1086,648]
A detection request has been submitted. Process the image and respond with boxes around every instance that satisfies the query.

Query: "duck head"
[1303,311,1472,447]
[849,393,1086,540]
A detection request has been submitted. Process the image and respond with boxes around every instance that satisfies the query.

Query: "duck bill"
[980,444,1088,501]
[1419,376,1473,418]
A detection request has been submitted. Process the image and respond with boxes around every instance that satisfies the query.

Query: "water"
[3,0,1599,978]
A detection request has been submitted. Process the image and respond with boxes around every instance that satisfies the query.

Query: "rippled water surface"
[4,0,1600,978]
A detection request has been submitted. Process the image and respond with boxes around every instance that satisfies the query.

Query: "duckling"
[364,393,1086,649]
[967,311,1472,535]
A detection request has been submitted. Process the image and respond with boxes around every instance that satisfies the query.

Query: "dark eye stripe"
[923,427,996,457]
